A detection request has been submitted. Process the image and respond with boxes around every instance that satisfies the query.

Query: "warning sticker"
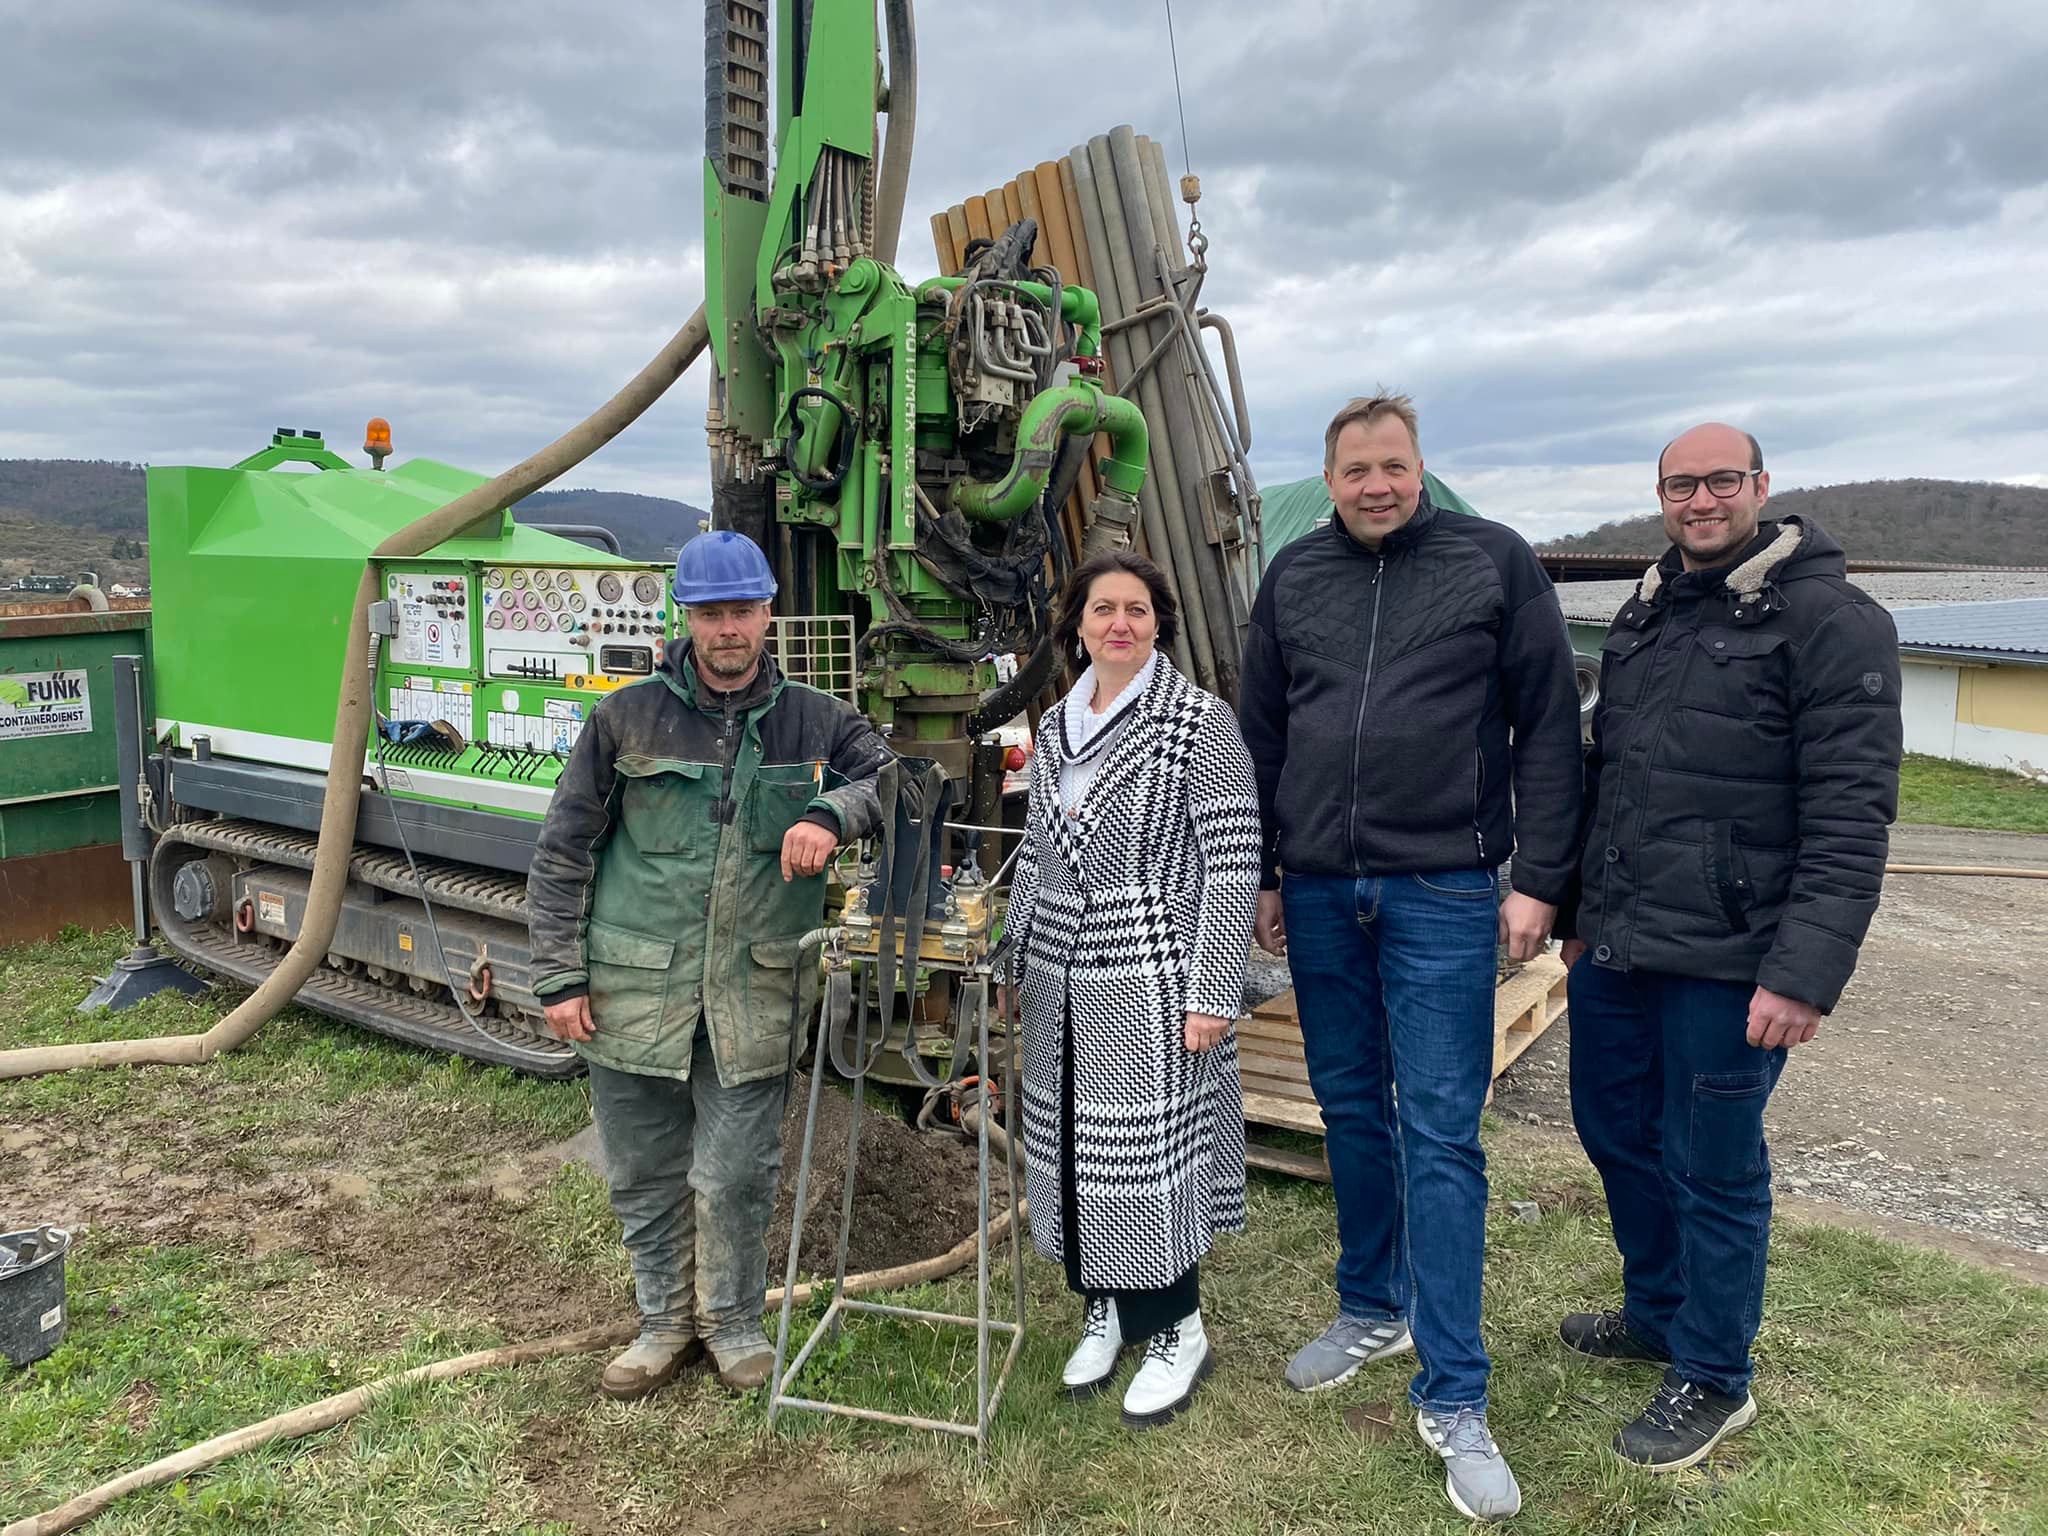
[40,1305,62,1333]
[0,669,92,742]
[398,931,414,953]
[258,892,285,927]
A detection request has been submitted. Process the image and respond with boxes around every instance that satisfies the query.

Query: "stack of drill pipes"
[1068,139,1201,678]
[1011,163,1099,556]
[1036,158,1108,551]
[1101,126,1227,693]
[1138,136,1262,642]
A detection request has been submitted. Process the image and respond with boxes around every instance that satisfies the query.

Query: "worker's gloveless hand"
[1499,891,1557,965]
[544,994,594,1043]
[1559,937,1588,968]
[996,983,1019,1023]
[781,820,838,881]
[1747,985,1822,1050]
[1254,889,1287,955]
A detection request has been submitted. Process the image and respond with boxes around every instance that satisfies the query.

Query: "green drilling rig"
[115,1,1255,1073]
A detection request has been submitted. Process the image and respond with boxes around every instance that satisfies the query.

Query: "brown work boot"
[599,1336,703,1401]
[711,1336,776,1392]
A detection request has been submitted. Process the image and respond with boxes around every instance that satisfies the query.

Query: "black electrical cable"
[784,386,857,496]
[367,633,567,1068]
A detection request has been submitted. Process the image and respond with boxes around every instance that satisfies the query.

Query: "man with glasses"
[1556,422,1902,1471]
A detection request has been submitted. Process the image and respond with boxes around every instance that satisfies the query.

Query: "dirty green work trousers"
[587,1026,789,1352]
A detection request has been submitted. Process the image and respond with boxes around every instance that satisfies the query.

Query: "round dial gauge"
[544,590,564,610]
[511,610,530,631]
[510,568,529,588]
[568,592,587,612]
[596,572,624,604]
[484,568,506,589]
[486,610,506,630]
[632,573,663,606]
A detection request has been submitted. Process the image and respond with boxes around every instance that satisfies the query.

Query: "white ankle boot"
[1120,1310,1212,1427]
[1062,1295,1125,1397]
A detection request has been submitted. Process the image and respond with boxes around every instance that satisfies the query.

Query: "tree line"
[1538,479,2048,565]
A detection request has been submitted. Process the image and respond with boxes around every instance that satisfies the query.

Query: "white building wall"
[1899,661,1959,758]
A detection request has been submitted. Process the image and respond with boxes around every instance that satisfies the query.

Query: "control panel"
[479,566,671,686]
[373,558,678,817]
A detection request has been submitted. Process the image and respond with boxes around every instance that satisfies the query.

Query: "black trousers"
[1058,996,1199,1342]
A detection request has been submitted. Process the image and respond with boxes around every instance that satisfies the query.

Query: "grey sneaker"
[1416,1407,1522,1522]
[1282,1314,1414,1392]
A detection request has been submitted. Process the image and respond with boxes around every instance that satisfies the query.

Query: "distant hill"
[517,488,707,561]
[1539,479,2048,565]
[0,457,706,578]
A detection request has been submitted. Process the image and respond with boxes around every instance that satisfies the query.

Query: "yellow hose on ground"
[1,1198,1025,1536]
[0,307,710,1083]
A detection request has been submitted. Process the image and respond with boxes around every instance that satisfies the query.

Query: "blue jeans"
[1566,959,1787,1396]
[587,1027,790,1352]
[1283,869,1500,1412]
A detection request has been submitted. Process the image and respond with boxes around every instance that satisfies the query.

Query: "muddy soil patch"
[518,1426,976,1536]
[768,1076,1010,1278]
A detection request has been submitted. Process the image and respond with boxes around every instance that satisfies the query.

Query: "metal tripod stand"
[768,952,1027,1448]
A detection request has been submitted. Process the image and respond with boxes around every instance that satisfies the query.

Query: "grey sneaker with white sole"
[1282,1314,1413,1392]
[1416,1406,1523,1522]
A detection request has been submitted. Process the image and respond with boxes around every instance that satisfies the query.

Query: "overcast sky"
[3,0,2044,543]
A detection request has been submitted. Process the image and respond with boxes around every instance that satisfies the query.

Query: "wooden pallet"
[1238,952,1570,1137]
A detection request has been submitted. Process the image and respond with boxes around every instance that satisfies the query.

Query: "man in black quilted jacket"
[1556,422,1902,1474]
[1240,393,1582,1522]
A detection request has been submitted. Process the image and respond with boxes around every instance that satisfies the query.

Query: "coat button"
[1715,640,1727,650]
[1604,846,1620,863]
[1595,944,1612,962]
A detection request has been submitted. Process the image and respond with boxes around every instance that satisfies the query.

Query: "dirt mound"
[767,1076,1013,1279]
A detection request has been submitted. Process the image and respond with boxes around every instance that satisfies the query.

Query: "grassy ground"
[4,929,2046,1535]
[1898,753,2048,835]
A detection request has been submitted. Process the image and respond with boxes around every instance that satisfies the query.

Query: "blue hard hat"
[672,530,777,605]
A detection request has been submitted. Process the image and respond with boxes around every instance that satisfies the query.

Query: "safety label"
[488,710,583,755]
[0,669,91,741]
[258,892,285,926]
[389,573,471,670]
[39,1305,62,1333]
[388,686,475,742]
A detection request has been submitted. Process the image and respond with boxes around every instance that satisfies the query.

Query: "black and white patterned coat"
[1005,658,1263,1290]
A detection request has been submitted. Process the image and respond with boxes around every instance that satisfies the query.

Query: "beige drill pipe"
[2,1198,1023,1536]
[0,305,711,1083]
[1885,863,2048,878]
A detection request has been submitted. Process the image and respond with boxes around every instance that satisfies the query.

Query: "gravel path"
[1491,824,2048,1261]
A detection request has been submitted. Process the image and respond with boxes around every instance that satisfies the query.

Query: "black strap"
[828,757,959,1081]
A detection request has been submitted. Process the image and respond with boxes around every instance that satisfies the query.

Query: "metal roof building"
[1889,599,2048,666]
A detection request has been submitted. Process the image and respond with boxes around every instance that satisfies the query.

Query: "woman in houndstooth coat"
[1002,548,1263,1428]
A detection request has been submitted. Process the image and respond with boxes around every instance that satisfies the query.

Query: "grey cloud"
[0,0,2043,547]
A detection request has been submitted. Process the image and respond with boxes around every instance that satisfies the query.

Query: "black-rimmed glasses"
[1658,469,1761,502]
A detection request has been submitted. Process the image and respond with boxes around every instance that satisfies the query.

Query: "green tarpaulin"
[1258,472,1481,568]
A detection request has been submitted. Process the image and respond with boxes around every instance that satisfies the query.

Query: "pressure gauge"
[511,610,530,631]
[568,592,587,612]
[486,609,506,630]
[545,590,564,610]
[485,568,506,589]
[596,572,624,604]
[632,573,663,606]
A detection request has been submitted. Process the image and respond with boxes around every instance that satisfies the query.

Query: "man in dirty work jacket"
[526,531,887,1400]
[1238,394,1581,1523]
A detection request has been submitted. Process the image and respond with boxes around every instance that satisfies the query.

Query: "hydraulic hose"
[949,384,1147,523]
[2,1196,1021,1536]
[873,0,916,266]
[0,304,712,1083]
